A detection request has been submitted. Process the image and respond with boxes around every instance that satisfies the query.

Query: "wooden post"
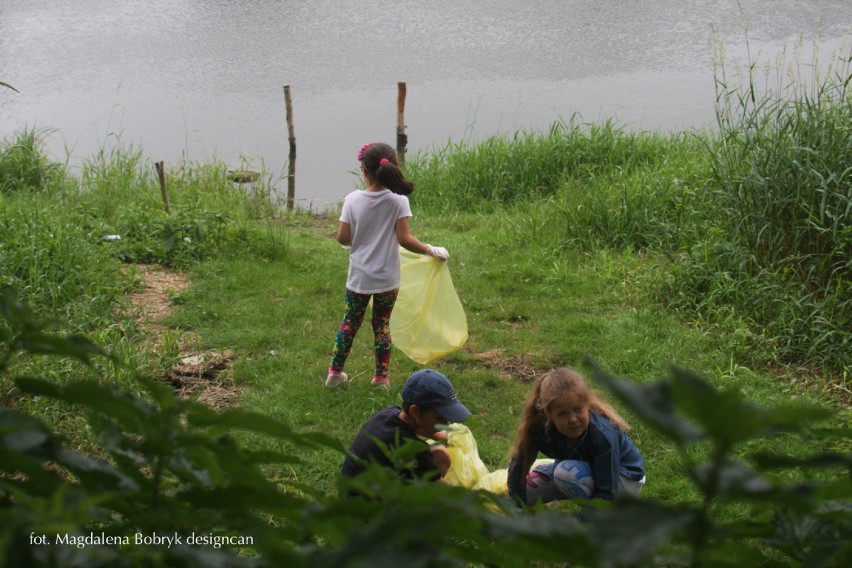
[283,85,296,210]
[396,82,407,164]
[154,161,170,213]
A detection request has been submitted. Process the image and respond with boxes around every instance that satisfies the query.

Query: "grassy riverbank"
[1,55,849,565]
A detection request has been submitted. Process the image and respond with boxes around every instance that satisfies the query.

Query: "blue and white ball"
[553,459,595,499]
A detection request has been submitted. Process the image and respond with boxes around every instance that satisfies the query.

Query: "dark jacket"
[341,406,439,480]
[507,412,645,503]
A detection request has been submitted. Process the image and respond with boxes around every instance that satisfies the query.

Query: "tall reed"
[709,46,851,290]
[409,118,712,254]
[0,128,63,194]
[672,43,852,373]
[407,119,677,214]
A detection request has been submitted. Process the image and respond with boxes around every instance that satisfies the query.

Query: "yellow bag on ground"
[472,459,554,494]
[473,469,510,494]
[390,250,468,364]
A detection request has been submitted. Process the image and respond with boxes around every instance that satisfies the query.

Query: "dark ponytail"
[360,142,415,196]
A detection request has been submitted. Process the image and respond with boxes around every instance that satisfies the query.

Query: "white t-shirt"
[339,189,413,294]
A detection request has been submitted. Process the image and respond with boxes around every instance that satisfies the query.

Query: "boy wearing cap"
[341,369,471,481]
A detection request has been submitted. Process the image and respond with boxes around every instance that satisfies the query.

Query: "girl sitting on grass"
[507,367,646,505]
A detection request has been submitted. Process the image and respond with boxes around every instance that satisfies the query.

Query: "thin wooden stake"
[154,161,170,213]
[283,85,296,210]
[396,82,407,163]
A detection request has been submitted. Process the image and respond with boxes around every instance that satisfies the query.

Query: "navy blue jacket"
[507,412,645,503]
[341,406,438,480]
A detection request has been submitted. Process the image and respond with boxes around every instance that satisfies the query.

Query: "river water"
[1,0,850,209]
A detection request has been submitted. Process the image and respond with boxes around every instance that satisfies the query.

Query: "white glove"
[425,244,449,260]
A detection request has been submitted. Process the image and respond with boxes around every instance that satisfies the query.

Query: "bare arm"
[337,221,351,246]
[395,217,428,254]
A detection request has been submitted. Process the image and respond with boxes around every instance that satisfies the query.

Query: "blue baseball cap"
[402,369,471,423]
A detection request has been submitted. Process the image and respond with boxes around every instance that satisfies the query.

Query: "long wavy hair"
[360,142,414,196]
[510,367,630,470]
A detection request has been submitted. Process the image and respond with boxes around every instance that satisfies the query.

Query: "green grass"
[165,210,841,511]
[0,128,64,194]
[0,131,290,428]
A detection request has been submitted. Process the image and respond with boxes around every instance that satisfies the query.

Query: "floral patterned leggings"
[329,288,399,379]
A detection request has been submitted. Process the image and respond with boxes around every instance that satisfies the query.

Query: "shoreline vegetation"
[1,51,850,565]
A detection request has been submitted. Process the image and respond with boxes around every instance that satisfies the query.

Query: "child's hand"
[431,429,449,442]
[416,427,449,441]
[430,444,452,477]
[425,245,449,260]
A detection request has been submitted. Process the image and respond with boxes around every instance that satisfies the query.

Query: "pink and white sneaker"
[325,370,349,388]
[370,375,390,388]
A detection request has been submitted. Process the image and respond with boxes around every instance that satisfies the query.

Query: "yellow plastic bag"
[473,469,509,494]
[390,250,468,364]
[440,425,490,488]
[437,425,551,496]
[472,459,553,495]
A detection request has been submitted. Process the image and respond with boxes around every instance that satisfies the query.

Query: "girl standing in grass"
[325,142,449,388]
[507,367,645,505]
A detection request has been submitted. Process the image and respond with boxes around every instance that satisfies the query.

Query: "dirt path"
[128,264,241,411]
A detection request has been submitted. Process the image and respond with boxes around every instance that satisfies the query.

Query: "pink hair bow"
[357,142,375,161]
